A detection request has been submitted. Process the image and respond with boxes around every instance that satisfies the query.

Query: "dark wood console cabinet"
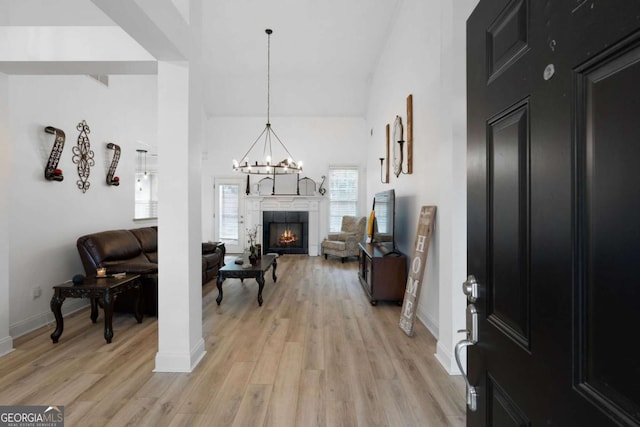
[358,242,407,305]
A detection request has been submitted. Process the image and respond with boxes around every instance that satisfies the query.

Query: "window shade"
[328,167,359,232]
[219,184,240,241]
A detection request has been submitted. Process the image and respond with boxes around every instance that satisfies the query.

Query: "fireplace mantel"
[246,196,323,256]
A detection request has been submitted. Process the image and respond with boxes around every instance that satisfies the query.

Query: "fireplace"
[246,195,321,256]
[263,211,308,255]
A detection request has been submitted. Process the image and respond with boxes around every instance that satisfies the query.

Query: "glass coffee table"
[216,254,277,306]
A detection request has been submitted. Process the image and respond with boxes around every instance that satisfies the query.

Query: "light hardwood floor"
[0,255,465,426]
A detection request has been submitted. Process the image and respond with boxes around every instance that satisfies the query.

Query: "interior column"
[154,61,205,372]
[0,72,13,357]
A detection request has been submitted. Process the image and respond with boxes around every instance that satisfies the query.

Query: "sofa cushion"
[327,231,357,242]
[77,230,143,267]
[103,260,158,274]
[202,252,221,269]
[130,227,158,263]
[130,227,157,252]
[322,240,346,251]
[202,242,219,254]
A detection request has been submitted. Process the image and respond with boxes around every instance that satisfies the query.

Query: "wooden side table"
[50,274,143,344]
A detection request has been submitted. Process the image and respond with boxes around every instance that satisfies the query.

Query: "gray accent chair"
[321,216,366,262]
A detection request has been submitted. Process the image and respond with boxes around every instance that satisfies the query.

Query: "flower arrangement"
[246,225,260,265]
[247,225,258,249]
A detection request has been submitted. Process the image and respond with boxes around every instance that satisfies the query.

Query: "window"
[328,166,359,232]
[134,171,158,219]
[214,178,246,254]
[133,150,157,219]
[219,183,240,242]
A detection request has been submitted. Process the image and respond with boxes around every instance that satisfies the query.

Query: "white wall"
[366,0,445,337]
[365,0,478,373]
[7,74,157,337]
[202,116,368,244]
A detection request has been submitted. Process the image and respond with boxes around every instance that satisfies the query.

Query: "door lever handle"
[455,302,479,411]
[455,338,478,412]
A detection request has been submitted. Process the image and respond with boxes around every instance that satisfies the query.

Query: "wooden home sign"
[399,206,437,336]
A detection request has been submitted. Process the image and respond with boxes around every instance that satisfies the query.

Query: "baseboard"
[0,335,14,357]
[191,338,206,368]
[416,311,463,376]
[9,299,89,338]
[436,340,462,375]
[417,311,439,339]
[154,337,206,373]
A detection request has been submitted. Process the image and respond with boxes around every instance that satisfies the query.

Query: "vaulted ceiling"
[0,0,403,117]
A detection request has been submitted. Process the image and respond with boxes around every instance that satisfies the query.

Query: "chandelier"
[233,29,303,175]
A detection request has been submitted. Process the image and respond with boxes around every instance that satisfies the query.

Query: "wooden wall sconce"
[380,123,390,183]
[106,143,121,186]
[406,94,413,174]
[392,94,414,176]
[44,126,65,181]
[72,120,95,193]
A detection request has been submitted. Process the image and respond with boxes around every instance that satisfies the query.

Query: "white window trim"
[327,165,360,233]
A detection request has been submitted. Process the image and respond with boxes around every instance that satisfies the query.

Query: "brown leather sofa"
[76,226,225,315]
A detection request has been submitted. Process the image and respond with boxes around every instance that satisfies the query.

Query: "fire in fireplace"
[278,229,298,246]
[263,211,308,255]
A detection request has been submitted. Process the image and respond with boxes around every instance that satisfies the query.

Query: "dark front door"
[466,1,640,425]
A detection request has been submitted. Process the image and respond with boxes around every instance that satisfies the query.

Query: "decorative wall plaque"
[392,115,404,177]
[44,126,65,181]
[380,124,390,184]
[392,94,414,177]
[399,205,437,336]
[318,175,326,195]
[406,94,413,174]
[106,143,121,186]
[72,120,95,193]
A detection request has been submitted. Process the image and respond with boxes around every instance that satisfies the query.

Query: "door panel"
[487,375,529,427]
[468,0,536,424]
[487,101,531,350]
[575,38,640,424]
[467,0,640,425]
[486,0,529,82]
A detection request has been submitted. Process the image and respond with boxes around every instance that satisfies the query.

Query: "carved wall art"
[106,143,121,186]
[318,175,326,195]
[72,120,95,193]
[44,126,65,181]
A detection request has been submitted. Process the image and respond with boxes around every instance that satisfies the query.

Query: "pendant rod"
[266,28,272,124]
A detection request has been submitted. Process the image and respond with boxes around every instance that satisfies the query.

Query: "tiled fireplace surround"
[246,196,323,256]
